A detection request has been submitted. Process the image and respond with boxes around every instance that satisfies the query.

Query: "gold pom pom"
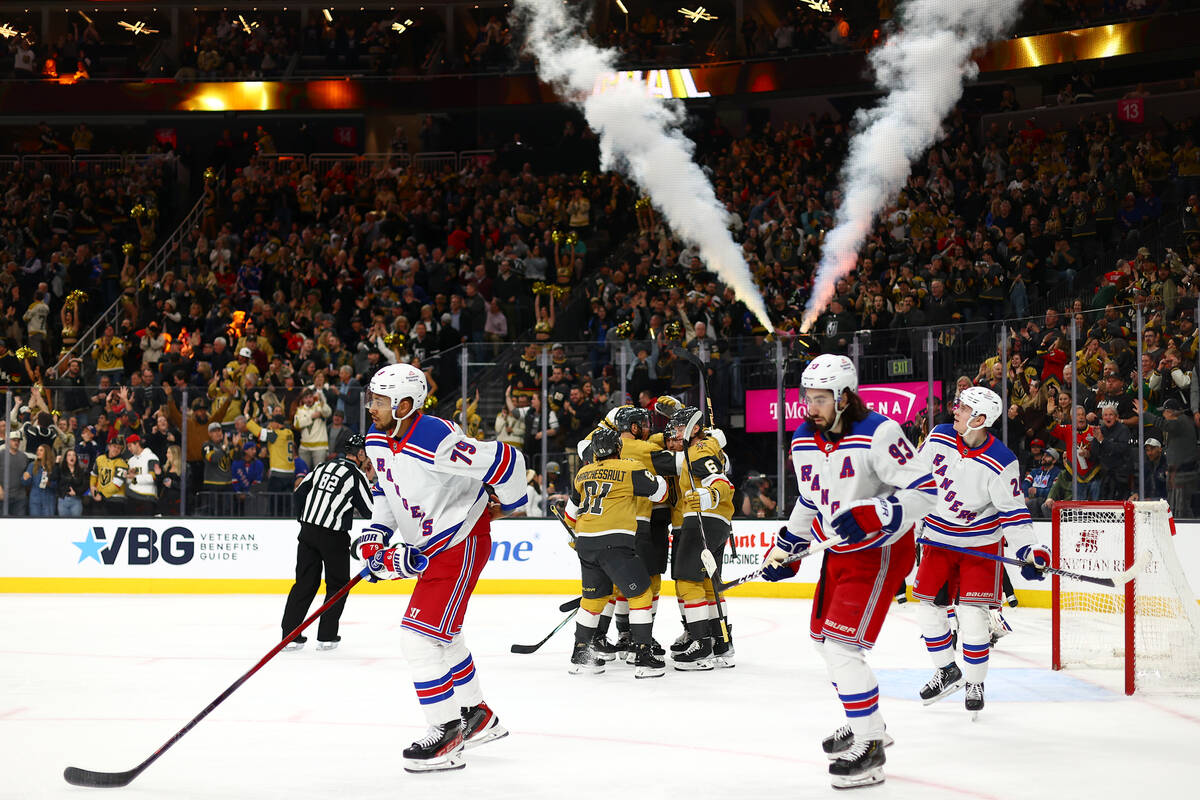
[565,232,578,246]
[67,289,88,306]
[147,207,159,220]
[580,170,592,185]
[16,346,37,360]
[665,321,683,342]
[130,204,146,219]
[203,167,217,183]
[423,394,438,411]
[551,231,562,245]
[122,243,135,256]
[612,321,633,339]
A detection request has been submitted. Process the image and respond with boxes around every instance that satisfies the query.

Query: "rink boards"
[2,517,1199,605]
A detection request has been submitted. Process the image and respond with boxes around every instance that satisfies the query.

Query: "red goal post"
[1051,500,1200,696]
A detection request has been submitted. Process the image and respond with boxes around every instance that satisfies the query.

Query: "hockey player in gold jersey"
[564,427,669,678]
[665,407,736,670]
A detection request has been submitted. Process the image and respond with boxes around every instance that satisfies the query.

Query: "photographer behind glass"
[738,470,776,518]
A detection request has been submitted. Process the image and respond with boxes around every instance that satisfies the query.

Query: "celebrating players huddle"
[344,356,1051,789]
[563,399,736,677]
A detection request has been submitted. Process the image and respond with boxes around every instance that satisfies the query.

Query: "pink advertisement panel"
[744,382,942,433]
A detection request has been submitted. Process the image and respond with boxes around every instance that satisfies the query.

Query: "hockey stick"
[916,538,1151,588]
[676,408,731,645]
[548,504,584,614]
[671,346,739,560]
[510,608,579,654]
[714,536,842,592]
[64,566,371,788]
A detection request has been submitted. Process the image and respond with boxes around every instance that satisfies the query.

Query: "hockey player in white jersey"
[351,364,528,772]
[911,386,1049,716]
[761,354,937,790]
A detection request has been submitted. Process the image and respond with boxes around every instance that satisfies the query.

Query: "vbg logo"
[72,526,195,565]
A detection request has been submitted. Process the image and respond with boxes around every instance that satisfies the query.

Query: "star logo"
[73,529,106,564]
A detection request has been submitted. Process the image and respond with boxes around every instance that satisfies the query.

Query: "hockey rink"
[3,592,1198,799]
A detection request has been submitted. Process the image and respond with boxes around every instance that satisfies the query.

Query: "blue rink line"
[875,668,1119,702]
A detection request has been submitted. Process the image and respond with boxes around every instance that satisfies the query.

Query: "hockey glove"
[366,545,429,582]
[684,487,720,513]
[704,427,728,449]
[1015,544,1052,581]
[351,526,392,561]
[831,496,902,544]
[654,395,682,417]
[762,559,802,582]
[764,526,808,566]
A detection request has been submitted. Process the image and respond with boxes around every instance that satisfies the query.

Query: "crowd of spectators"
[2,71,1200,518]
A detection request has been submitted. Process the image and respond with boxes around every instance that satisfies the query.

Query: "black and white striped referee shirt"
[295,457,374,533]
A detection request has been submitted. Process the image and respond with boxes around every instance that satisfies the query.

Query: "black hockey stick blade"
[63,569,368,788]
[64,766,141,788]
[511,608,578,654]
[559,596,582,613]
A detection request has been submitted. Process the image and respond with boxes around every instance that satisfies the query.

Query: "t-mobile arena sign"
[744,382,941,433]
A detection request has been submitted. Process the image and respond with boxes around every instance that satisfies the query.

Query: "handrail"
[54,162,218,374]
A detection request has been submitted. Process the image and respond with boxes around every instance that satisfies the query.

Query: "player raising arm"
[761,354,937,790]
[911,387,1048,717]
[351,364,527,773]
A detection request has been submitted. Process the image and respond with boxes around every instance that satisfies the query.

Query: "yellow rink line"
[0,577,1056,608]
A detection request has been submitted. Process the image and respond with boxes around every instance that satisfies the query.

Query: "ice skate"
[282,635,307,652]
[829,738,886,790]
[590,634,619,662]
[632,642,666,679]
[822,724,895,760]
[965,682,985,720]
[461,702,509,749]
[316,636,340,651]
[672,637,714,671]
[402,721,465,773]
[919,663,965,705]
[568,641,606,675]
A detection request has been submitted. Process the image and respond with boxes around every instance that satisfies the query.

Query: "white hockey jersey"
[914,424,1035,550]
[363,413,527,559]
[788,411,937,554]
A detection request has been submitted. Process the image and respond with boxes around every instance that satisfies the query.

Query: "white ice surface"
[3,593,1199,799]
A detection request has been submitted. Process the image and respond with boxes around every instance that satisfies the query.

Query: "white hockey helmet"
[958,386,1002,428]
[801,354,858,399]
[368,363,428,423]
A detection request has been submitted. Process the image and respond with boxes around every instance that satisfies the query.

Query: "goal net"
[1052,500,1200,695]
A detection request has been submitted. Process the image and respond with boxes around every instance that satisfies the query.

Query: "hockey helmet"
[801,354,858,398]
[602,404,633,431]
[338,433,366,456]
[670,406,704,443]
[614,406,651,436]
[590,427,623,461]
[368,363,428,423]
[957,386,1002,428]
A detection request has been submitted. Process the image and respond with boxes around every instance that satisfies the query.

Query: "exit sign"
[887,357,913,377]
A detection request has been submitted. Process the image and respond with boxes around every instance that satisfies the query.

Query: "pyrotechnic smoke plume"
[514,0,773,330]
[801,0,1024,331]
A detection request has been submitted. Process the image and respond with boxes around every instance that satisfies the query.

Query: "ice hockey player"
[911,386,1049,717]
[563,426,670,678]
[664,407,736,670]
[351,363,527,773]
[761,354,937,790]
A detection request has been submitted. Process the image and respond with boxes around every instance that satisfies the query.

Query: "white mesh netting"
[1055,501,1200,693]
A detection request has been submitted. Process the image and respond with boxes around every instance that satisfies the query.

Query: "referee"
[281,434,373,651]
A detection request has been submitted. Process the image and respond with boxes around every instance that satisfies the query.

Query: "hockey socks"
[822,639,886,743]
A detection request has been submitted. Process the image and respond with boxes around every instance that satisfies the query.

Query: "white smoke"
[513,0,773,330]
[801,0,1024,331]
